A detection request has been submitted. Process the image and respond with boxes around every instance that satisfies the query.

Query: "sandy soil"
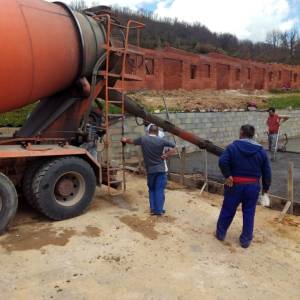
[128,89,270,111]
[0,173,299,300]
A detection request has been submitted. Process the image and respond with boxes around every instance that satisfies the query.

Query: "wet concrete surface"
[169,143,300,203]
[287,138,300,153]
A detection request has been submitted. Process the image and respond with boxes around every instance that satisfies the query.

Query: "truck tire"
[22,160,48,209]
[32,157,96,220]
[0,173,18,234]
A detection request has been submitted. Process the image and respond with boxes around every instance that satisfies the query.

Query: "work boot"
[239,237,251,248]
[215,231,225,242]
[152,209,166,216]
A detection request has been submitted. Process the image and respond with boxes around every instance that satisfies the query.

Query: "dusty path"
[0,174,299,300]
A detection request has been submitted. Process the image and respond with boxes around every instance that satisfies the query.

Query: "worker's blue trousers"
[147,172,167,214]
[216,183,260,246]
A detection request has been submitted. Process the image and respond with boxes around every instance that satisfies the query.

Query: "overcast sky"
[47,0,300,42]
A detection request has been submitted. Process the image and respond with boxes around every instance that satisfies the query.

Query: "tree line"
[70,0,300,65]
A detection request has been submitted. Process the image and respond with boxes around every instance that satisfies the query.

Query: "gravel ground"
[0,173,299,300]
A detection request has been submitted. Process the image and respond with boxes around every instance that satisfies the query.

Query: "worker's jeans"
[268,133,278,152]
[147,172,167,214]
[216,183,260,247]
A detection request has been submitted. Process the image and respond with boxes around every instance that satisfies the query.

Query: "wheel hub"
[56,178,75,197]
[54,172,85,206]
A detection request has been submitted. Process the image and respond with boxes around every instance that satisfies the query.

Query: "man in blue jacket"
[216,124,271,248]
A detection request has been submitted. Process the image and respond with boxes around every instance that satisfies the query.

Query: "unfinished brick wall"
[124,47,300,91]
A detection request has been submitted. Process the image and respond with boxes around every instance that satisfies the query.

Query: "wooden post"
[180,147,186,185]
[288,161,294,215]
[204,149,208,192]
[200,150,208,195]
[137,148,144,174]
[278,161,294,221]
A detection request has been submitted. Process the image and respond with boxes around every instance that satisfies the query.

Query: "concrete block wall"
[110,109,300,160]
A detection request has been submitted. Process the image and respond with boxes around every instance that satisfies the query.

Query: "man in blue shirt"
[216,124,271,248]
[122,125,176,215]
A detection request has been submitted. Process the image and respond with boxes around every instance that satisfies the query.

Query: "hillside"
[111,7,300,65]
[68,0,300,65]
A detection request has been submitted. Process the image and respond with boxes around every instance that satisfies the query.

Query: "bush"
[269,88,300,94]
[0,104,36,127]
[268,95,300,109]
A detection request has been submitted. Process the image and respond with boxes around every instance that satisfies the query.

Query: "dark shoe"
[215,231,225,242]
[152,209,166,216]
[239,237,251,248]
[153,211,163,216]
[240,241,251,248]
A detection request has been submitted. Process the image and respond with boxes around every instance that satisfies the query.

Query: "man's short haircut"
[149,124,159,134]
[268,107,276,113]
[240,124,255,139]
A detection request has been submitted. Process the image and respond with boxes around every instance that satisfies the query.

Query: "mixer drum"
[0,0,106,113]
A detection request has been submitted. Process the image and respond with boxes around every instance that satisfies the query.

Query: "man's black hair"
[149,124,159,134]
[268,107,276,113]
[240,124,255,139]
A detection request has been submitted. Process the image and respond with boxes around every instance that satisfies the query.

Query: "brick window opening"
[278,71,282,81]
[247,68,251,80]
[145,57,154,75]
[269,72,273,82]
[190,65,197,79]
[294,73,298,82]
[235,68,241,81]
[203,64,211,78]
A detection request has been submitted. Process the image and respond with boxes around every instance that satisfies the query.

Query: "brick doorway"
[163,58,183,90]
[216,64,230,89]
[254,67,265,89]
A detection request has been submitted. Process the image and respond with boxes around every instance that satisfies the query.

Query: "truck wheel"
[0,173,18,234]
[23,160,48,208]
[32,157,96,220]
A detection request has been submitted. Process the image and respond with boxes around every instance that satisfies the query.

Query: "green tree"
[70,0,87,12]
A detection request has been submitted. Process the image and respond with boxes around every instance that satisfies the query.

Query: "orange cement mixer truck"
[0,0,223,233]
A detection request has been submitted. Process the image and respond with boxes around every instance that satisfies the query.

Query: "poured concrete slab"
[169,148,300,203]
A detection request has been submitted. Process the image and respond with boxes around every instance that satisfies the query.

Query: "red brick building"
[124,46,300,91]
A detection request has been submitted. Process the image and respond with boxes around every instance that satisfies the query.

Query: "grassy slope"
[0,104,36,127]
[268,93,300,109]
[0,101,120,127]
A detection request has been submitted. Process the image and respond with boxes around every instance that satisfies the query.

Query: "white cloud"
[47,0,296,41]
[154,0,295,41]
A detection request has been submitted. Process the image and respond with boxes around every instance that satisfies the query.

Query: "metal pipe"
[108,90,224,156]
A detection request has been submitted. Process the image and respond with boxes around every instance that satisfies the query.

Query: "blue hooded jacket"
[219,139,271,191]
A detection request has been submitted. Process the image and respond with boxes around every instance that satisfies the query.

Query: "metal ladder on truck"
[98,14,145,195]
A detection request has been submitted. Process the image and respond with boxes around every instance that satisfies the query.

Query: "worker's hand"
[161,153,168,160]
[224,176,233,187]
[121,137,127,144]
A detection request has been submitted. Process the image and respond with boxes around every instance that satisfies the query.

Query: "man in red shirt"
[267,107,289,152]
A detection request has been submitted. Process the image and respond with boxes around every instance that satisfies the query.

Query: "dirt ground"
[129,89,269,111]
[0,173,300,300]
